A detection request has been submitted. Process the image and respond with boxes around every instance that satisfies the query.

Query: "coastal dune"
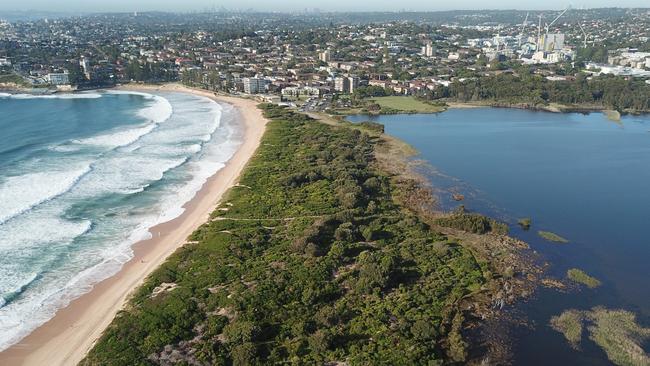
[0,85,268,366]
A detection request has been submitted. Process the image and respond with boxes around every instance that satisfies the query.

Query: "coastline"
[0,84,268,366]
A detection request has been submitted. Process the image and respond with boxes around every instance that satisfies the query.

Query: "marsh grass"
[518,218,531,231]
[538,230,569,243]
[550,310,584,348]
[552,307,650,366]
[567,268,602,289]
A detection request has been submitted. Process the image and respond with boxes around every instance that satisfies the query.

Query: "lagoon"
[348,108,650,364]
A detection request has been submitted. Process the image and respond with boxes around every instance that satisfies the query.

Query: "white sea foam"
[0,165,92,225]
[7,93,103,100]
[0,272,39,307]
[80,154,190,196]
[0,92,242,352]
[0,210,93,349]
[71,94,172,149]
[104,90,174,124]
[104,90,156,98]
[0,92,10,98]
[73,123,157,148]
[138,95,173,123]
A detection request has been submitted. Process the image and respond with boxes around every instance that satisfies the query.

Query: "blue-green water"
[0,91,242,350]
[348,109,650,364]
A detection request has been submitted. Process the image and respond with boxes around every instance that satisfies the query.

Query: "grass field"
[370,96,446,113]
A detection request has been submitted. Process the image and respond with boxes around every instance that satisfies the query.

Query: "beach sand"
[0,84,268,366]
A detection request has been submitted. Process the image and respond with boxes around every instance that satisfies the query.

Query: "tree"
[411,319,439,341]
[308,329,332,353]
[231,342,257,366]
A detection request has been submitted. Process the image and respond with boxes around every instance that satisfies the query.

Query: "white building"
[335,76,359,94]
[243,77,267,94]
[348,76,359,94]
[421,42,434,57]
[334,77,349,93]
[281,86,321,98]
[447,52,461,61]
[587,63,650,78]
[79,57,91,79]
[47,72,70,85]
[0,57,11,67]
[318,50,331,63]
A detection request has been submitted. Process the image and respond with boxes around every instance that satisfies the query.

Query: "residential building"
[334,76,359,94]
[80,57,91,80]
[348,76,359,94]
[334,76,350,93]
[281,86,321,98]
[47,72,70,85]
[318,50,331,63]
[243,77,267,94]
[421,42,434,57]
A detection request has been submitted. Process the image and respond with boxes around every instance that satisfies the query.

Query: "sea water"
[0,90,242,350]
[348,109,650,364]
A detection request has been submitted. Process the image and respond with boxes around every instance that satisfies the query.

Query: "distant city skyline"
[1,0,649,13]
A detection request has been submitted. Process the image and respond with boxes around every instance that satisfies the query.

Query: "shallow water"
[0,91,243,350]
[348,109,650,364]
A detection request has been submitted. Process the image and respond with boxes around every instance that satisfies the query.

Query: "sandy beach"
[0,84,268,366]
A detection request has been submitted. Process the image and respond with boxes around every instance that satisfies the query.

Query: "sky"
[0,0,647,13]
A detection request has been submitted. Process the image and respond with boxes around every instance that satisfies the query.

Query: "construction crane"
[518,12,530,48]
[578,23,589,48]
[536,6,571,52]
[544,6,571,35]
[537,14,543,51]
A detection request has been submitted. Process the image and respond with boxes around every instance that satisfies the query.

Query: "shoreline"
[0,84,268,366]
[333,99,648,117]
[445,100,648,117]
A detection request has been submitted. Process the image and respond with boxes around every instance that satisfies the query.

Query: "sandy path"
[0,84,268,366]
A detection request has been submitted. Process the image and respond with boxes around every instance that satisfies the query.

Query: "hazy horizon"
[1,1,649,13]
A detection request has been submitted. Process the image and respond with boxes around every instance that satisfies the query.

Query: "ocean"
[348,109,650,364]
[0,90,242,351]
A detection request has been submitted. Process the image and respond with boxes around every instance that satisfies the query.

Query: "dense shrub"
[83,104,491,366]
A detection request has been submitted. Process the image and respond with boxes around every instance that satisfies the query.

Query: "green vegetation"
[550,310,584,348]
[83,104,516,365]
[370,96,446,114]
[423,73,650,112]
[538,230,569,243]
[436,207,509,235]
[352,85,393,99]
[567,268,602,289]
[588,308,650,366]
[551,307,650,366]
[518,218,531,231]
[0,73,28,86]
[356,121,385,134]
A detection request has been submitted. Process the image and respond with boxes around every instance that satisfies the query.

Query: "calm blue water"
[348,109,650,364]
[0,91,242,350]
